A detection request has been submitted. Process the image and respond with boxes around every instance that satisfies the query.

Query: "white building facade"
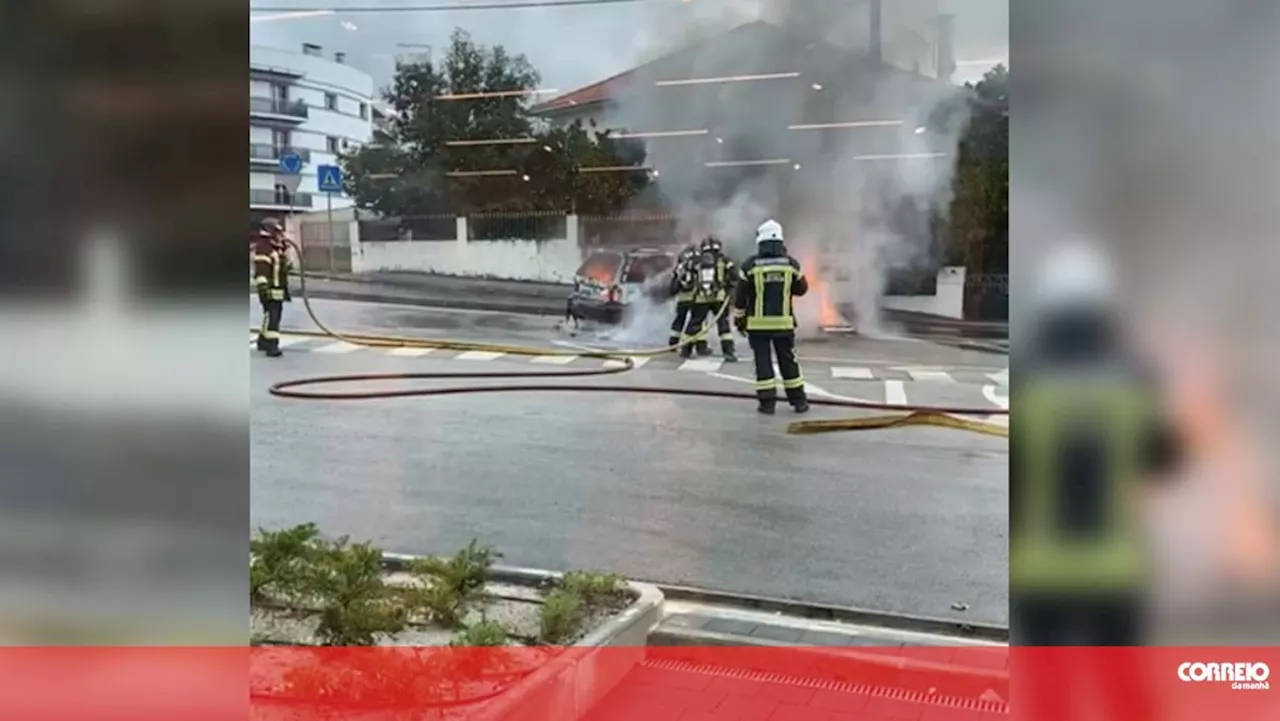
[250,43,374,223]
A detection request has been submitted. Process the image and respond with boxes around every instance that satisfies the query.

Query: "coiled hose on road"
[257,242,1008,437]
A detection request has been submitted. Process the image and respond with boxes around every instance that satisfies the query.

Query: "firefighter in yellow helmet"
[1011,239,1183,648]
[731,219,809,414]
[252,218,291,357]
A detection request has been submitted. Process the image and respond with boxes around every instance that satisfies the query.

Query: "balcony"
[250,188,314,209]
[250,97,309,123]
[249,144,312,167]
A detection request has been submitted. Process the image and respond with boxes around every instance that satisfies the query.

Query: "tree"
[341,29,650,217]
[948,65,1009,318]
[950,65,1008,269]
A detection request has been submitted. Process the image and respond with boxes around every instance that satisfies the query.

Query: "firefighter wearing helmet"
[731,219,809,414]
[252,217,292,357]
[699,235,738,360]
[1011,238,1183,648]
[675,236,738,361]
[666,244,700,348]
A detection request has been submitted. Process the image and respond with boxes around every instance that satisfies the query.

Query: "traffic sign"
[278,151,303,175]
[317,165,344,194]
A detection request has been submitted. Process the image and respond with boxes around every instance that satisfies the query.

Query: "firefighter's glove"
[257,286,271,306]
[733,316,748,334]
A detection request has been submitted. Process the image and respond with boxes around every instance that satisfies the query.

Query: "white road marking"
[987,369,1009,385]
[455,350,505,361]
[529,355,577,365]
[603,356,650,369]
[277,336,310,348]
[899,367,955,382]
[386,347,433,357]
[678,358,724,373]
[830,366,875,380]
[982,384,1009,410]
[312,341,361,354]
[884,380,908,406]
[707,372,876,404]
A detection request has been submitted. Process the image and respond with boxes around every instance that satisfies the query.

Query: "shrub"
[308,538,408,646]
[538,590,584,644]
[452,620,509,647]
[560,571,626,605]
[410,539,501,597]
[401,580,468,628]
[250,523,324,604]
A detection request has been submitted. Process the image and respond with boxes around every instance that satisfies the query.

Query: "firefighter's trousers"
[668,300,692,347]
[258,297,284,353]
[747,331,806,408]
[680,301,718,356]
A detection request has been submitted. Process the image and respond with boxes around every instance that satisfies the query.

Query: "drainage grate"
[640,657,1009,715]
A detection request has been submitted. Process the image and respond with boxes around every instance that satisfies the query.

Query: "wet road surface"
[251,299,1009,624]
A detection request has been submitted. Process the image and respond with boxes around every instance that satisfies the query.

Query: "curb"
[652,582,1009,643]
[303,289,566,317]
[298,271,571,301]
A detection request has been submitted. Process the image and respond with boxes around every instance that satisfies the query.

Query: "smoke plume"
[593,0,970,338]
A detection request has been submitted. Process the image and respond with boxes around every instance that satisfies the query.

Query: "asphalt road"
[251,299,1009,625]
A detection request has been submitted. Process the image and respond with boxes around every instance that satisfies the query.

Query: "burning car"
[565,248,678,325]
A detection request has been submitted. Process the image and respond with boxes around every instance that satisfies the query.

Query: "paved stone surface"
[581,655,1009,721]
[251,299,1009,624]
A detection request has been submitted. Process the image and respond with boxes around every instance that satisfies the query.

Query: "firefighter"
[1011,239,1183,648]
[699,235,738,360]
[666,245,698,349]
[253,218,291,357]
[676,248,714,358]
[731,219,809,413]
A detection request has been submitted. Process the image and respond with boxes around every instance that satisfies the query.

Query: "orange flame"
[795,253,844,327]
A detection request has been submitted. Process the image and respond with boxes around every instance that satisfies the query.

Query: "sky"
[250,0,1008,97]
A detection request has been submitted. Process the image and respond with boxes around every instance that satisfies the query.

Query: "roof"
[530,21,945,116]
[530,22,779,115]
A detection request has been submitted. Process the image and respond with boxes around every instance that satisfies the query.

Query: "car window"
[622,254,674,284]
[575,252,622,285]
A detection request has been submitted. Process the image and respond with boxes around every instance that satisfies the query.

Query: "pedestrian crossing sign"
[317,164,343,194]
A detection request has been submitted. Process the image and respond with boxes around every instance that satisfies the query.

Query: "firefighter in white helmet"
[730,219,810,414]
[1012,238,1183,650]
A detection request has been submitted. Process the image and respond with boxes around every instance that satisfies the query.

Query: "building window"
[325,92,337,110]
[327,136,340,153]
[359,102,368,119]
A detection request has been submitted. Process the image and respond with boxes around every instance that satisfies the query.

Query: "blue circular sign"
[278,151,303,175]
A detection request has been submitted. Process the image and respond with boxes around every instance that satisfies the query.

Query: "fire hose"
[256,242,1008,438]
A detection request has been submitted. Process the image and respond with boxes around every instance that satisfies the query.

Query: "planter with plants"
[249,524,662,718]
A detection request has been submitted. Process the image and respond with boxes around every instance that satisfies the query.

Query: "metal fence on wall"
[357,214,455,242]
[579,213,680,251]
[468,212,566,242]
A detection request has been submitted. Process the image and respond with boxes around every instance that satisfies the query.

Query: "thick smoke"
[596,0,970,339]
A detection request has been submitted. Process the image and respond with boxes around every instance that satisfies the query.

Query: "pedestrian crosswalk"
[251,335,1008,385]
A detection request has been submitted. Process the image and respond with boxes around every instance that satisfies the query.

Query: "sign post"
[317,164,344,272]
[275,151,304,273]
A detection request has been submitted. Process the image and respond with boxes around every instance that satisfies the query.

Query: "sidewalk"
[583,649,1008,721]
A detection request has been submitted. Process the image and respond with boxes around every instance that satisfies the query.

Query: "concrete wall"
[352,216,585,283]
[881,265,965,318]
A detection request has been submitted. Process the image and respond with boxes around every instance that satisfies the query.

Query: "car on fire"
[565,248,678,324]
